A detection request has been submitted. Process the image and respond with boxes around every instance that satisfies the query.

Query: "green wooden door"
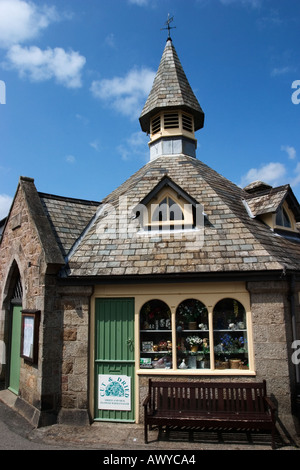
[9,305,22,394]
[94,298,135,422]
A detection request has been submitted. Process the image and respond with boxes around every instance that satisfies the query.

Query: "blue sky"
[0,0,300,219]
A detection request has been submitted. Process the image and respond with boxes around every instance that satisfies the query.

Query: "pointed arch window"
[151,194,184,224]
[276,206,291,228]
[133,177,202,232]
[147,188,193,231]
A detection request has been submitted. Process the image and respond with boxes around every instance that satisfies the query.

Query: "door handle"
[126,338,134,351]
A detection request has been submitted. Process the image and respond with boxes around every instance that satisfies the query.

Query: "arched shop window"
[140,300,172,369]
[213,298,248,370]
[176,299,209,370]
[138,297,250,373]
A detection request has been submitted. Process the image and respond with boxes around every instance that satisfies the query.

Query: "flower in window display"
[177,302,208,325]
[158,340,168,351]
[186,336,202,352]
[216,334,247,354]
[186,336,202,346]
[177,338,186,353]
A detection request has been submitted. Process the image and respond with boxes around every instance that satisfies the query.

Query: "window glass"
[151,196,184,223]
[140,300,172,370]
[276,207,291,228]
[176,299,210,370]
[213,298,248,370]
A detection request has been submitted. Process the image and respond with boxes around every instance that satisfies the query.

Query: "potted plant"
[177,301,208,329]
[186,336,202,352]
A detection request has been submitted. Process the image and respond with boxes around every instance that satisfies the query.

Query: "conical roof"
[63,154,300,278]
[139,38,205,133]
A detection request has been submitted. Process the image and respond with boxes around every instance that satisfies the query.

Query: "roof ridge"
[38,191,100,206]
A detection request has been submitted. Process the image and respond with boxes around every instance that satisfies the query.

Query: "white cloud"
[0,0,59,48]
[240,162,286,188]
[90,140,100,152]
[271,66,294,77]
[291,162,300,187]
[117,131,148,161]
[65,155,75,164]
[220,0,262,7]
[0,194,13,219]
[128,0,149,5]
[4,45,86,88]
[105,33,116,49]
[90,67,155,119]
[75,114,89,125]
[281,145,296,160]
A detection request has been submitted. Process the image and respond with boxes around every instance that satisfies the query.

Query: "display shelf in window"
[140,299,172,369]
[176,299,210,369]
[213,298,249,370]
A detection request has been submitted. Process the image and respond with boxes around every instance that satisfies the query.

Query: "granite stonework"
[0,178,64,426]
[57,285,92,425]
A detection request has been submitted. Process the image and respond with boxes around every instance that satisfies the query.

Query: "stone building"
[0,37,300,435]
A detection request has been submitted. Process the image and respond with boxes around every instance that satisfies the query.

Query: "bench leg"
[144,420,148,444]
[271,425,276,450]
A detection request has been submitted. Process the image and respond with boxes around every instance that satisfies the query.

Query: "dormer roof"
[139,38,204,134]
[244,184,300,221]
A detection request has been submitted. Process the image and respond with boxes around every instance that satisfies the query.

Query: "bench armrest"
[143,394,150,408]
[264,397,277,416]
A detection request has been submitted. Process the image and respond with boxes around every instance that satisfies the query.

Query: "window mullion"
[208,307,214,370]
[171,308,177,370]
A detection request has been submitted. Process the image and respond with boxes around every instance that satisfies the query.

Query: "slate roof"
[139,38,205,133]
[244,184,300,220]
[39,193,100,258]
[62,154,300,278]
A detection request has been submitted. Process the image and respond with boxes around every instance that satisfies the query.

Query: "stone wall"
[0,178,66,426]
[57,285,93,425]
[0,181,45,422]
[247,280,297,420]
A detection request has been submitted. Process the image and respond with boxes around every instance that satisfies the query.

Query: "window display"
[139,297,250,372]
[176,299,210,369]
[213,298,248,370]
[140,300,172,369]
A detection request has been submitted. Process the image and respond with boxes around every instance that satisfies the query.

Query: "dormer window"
[147,188,191,231]
[244,184,300,238]
[133,176,203,233]
[152,196,183,222]
[276,206,291,229]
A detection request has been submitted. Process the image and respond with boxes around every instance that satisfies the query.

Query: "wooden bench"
[143,379,277,448]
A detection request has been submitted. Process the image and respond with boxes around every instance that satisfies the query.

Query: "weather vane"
[161,14,176,40]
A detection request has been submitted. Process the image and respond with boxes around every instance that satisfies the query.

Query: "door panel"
[94,298,135,422]
[9,305,22,394]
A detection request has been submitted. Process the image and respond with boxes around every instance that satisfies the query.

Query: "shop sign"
[98,374,131,411]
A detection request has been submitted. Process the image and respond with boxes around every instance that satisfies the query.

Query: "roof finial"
[161,13,176,40]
